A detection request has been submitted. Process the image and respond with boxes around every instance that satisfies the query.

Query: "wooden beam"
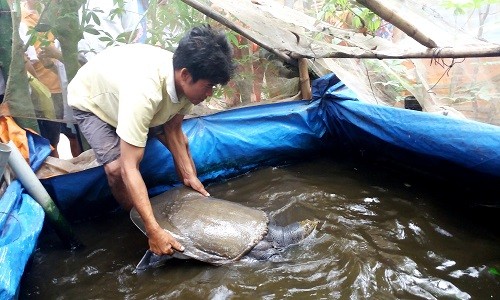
[180,0,295,65]
[298,58,311,100]
[317,45,500,59]
[180,0,500,61]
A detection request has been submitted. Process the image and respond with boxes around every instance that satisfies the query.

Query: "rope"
[427,48,466,94]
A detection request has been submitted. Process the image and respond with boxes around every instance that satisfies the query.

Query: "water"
[20,157,499,299]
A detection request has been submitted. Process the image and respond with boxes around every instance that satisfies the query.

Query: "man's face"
[183,77,215,105]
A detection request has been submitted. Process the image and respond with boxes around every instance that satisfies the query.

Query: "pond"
[20,157,499,299]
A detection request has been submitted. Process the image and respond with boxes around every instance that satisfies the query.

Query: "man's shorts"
[72,109,120,165]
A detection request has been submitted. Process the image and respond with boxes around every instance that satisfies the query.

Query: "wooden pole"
[298,58,311,100]
[179,0,500,62]
[179,0,295,65]
[356,0,438,48]
[317,45,500,59]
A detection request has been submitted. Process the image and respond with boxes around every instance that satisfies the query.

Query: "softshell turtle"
[131,186,318,270]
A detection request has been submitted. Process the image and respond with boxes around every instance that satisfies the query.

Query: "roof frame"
[180,0,500,61]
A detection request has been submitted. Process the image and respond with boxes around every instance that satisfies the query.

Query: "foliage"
[351,7,381,33]
[80,0,134,47]
[440,0,500,15]
[146,0,207,50]
[25,28,48,48]
[319,0,384,35]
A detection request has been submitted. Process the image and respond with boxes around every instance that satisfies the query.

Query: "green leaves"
[82,10,101,26]
[320,0,384,35]
[109,7,126,21]
[26,26,51,47]
[83,25,100,36]
[226,32,241,48]
[440,0,500,15]
[145,0,207,49]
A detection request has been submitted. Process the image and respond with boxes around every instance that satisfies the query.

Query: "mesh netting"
[0,0,498,125]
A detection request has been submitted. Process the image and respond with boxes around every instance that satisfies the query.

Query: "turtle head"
[298,219,320,237]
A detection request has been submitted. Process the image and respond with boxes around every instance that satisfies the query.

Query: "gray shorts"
[72,109,120,165]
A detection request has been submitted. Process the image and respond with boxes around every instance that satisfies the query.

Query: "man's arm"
[119,140,184,255]
[159,114,209,196]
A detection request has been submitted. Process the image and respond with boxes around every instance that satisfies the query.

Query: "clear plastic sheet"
[1,0,498,124]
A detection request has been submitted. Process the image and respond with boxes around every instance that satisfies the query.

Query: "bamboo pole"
[180,0,500,62]
[316,45,500,59]
[179,0,295,65]
[298,58,311,100]
[356,0,438,48]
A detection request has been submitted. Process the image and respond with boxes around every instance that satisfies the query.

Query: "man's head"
[173,24,236,104]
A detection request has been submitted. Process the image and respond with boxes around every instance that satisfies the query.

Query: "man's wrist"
[145,221,161,233]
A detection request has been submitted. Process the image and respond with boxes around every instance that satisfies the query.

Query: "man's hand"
[160,115,210,198]
[183,176,210,197]
[148,225,185,255]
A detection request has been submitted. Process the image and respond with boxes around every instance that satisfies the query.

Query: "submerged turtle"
[131,186,318,270]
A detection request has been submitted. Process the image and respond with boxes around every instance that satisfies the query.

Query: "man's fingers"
[200,188,210,197]
[153,241,184,255]
[164,243,173,254]
[192,182,210,197]
[171,240,185,252]
[156,243,173,256]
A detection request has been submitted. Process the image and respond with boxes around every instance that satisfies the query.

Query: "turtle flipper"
[135,250,191,271]
[135,250,172,271]
[246,240,281,260]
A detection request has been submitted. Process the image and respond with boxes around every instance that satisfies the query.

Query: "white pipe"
[6,141,82,249]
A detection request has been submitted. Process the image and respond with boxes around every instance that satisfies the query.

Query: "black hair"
[173,24,236,85]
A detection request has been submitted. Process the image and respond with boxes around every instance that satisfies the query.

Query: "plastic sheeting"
[42,74,500,216]
[42,97,331,219]
[0,132,50,299]
[3,72,500,297]
[316,73,500,183]
[42,73,500,219]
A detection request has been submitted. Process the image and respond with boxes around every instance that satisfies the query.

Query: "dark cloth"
[37,93,64,147]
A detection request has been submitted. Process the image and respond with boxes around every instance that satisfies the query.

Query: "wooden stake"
[298,58,311,100]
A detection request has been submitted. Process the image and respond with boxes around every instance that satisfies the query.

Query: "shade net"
[0,0,498,127]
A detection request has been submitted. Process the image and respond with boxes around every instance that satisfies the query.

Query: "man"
[20,0,66,157]
[68,25,235,256]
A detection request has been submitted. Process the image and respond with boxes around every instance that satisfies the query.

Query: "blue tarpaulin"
[43,98,331,218]
[3,73,499,297]
[42,73,500,218]
[0,133,51,299]
[316,74,500,184]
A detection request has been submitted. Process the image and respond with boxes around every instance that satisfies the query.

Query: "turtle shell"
[130,186,269,265]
